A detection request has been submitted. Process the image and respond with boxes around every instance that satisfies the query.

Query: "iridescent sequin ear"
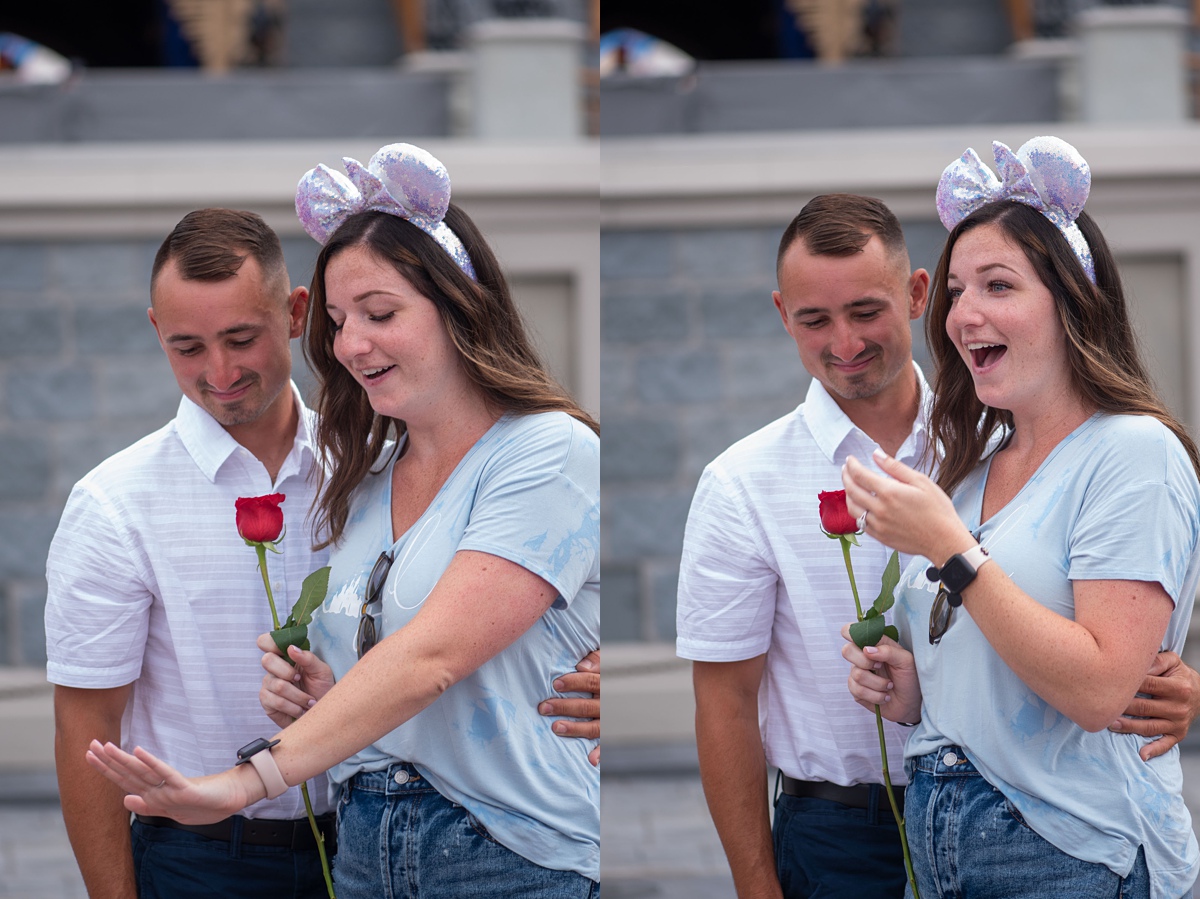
[295,142,476,280]
[936,135,1094,283]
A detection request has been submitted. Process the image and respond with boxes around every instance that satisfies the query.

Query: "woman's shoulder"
[1087,413,1198,486]
[485,412,598,485]
[495,411,598,454]
[1090,413,1182,456]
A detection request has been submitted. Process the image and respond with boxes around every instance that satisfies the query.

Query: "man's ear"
[287,286,309,339]
[147,307,165,348]
[773,290,792,335]
[908,269,930,321]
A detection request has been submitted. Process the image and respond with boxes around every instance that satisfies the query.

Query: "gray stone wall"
[600,217,946,642]
[0,233,319,666]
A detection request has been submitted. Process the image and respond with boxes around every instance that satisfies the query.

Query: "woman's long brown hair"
[305,206,598,548]
[926,201,1200,497]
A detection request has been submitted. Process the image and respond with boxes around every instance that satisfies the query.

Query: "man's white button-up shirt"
[677,365,932,786]
[46,387,331,818]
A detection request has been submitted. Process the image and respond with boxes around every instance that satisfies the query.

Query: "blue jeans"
[772,788,907,898]
[333,762,599,899]
[905,746,1154,898]
[131,817,331,899]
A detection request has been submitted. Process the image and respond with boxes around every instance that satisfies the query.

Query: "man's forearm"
[54,686,136,898]
[694,666,782,899]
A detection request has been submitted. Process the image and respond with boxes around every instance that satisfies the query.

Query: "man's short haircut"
[776,194,909,279]
[151,208,287,299]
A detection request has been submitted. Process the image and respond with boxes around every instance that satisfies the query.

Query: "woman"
[88,144,600,897]
[840,137,1200,898]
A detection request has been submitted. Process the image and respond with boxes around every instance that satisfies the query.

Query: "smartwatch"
[926,544,991,608]
[235,738,288,800]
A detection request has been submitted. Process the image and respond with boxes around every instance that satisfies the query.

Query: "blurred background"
[600,1,1200,896]
[0,2,597,895]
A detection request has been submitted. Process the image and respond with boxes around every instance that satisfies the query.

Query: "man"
[675,194,1200,898]
[45,208,599,899]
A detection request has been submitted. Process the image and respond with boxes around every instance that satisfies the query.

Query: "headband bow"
[936,136,1094,283]
[295,143,477,280]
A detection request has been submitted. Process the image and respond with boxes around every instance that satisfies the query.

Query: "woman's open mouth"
[967,342,1007,370]
[362,365,395,383]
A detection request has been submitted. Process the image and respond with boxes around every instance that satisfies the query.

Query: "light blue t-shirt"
[897,413,1200,899]
[309,412,600,880]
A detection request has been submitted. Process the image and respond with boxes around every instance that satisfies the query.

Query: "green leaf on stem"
[872,551,901,615]
[285,566,330,628]
[849,615,887,648]
[271,624,310,657]
[884,624,900,642]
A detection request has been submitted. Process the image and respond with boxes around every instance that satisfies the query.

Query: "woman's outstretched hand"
[841,624,923,725]
[842,449,974,562]
[258,634,337,728]
[85,740,257,825]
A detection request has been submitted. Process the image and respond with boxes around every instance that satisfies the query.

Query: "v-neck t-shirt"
[309,411,599,879]
[896,412,1200,897]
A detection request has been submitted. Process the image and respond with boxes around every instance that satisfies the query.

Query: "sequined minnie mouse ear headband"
[936,135,1094,284]
[295,143,477,280]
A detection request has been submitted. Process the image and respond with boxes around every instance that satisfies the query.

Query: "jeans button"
[943,751,959,766]
[394,770,410,785]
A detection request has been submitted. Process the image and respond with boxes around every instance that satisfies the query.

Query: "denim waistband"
[347,761,436,796]
[911,745,980,777]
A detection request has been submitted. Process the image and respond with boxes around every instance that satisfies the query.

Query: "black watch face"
[939,555,974,594]
[237,738,270,761]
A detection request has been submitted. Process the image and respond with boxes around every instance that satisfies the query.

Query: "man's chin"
[203,398,266,428]
[824,373,885,402]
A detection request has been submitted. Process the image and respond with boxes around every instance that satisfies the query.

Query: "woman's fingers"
[870,448,926,484]
[86,741,182,815]
[847,665,895,706]
[841,456,880,519]
[86,740,245,825]
[839,623,897,669]
[256,632,283,656]
[260,674,313,720]
[261,650,299,681]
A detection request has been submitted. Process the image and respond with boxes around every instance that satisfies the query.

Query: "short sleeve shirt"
[897,413,1200,898]
[44,389,332,819]
[676,367,932,786]
[310,412,600,880]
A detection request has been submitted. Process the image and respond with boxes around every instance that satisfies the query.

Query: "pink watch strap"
[247,746,289,800]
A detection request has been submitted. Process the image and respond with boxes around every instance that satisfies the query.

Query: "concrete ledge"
[600,56,1059,136]
[0,770,58,803]
[606,641,695,746]
[0,669,54,795]
[0,69,449,144]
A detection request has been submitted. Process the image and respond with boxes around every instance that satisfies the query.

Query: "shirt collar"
[175,382,316,483]
[803,361,932,465]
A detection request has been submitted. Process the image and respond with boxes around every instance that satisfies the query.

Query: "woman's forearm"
[266,549,560,787]
[959,568,1173,731]
[266,633,450,785]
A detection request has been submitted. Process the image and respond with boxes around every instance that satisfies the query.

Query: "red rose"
[818,489,858,535]
[235,493,286,543]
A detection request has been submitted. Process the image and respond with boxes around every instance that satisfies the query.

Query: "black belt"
[134,812,336,853]
[780,776,904,819]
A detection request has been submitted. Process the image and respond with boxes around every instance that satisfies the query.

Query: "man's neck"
[226,391,300,484]
[831,367,921,458]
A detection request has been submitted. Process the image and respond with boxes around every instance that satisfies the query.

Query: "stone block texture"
[601,220,934,642]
